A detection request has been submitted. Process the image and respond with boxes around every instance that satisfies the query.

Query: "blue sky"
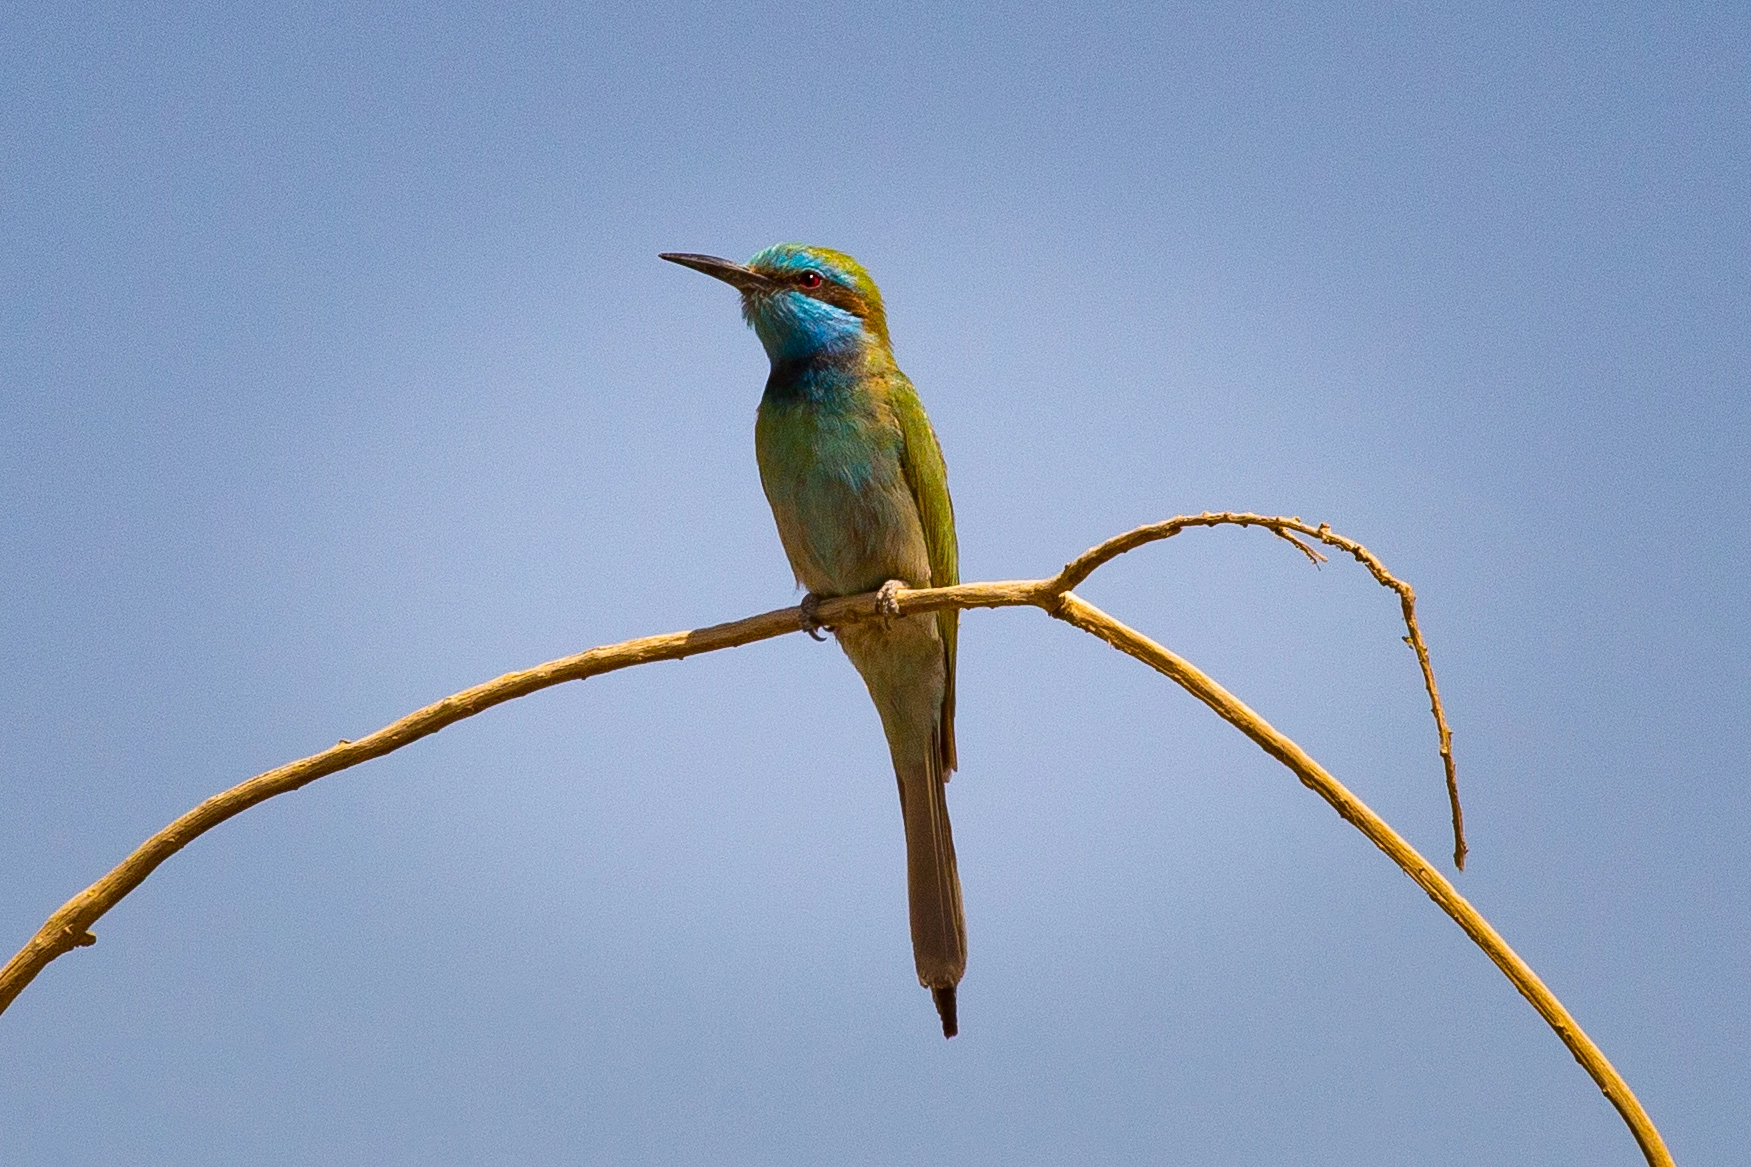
[3,2,1746,1163]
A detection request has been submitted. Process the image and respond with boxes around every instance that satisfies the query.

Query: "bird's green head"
[661,244,890,363]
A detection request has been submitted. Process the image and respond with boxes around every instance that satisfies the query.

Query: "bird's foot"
[799,592,830,641]
[932,985,958,1039]
[876,579,905,627]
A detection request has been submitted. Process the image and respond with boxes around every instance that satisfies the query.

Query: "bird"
[661,244,967,1038]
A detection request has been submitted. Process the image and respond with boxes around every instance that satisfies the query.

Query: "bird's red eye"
[799,270,823,289]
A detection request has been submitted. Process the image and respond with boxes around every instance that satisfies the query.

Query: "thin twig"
[1053,511,1465,868]
[0,517,1659,1163]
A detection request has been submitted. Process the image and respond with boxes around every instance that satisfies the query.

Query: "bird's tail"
[839,614,966,1037]
[897,724,966,1037]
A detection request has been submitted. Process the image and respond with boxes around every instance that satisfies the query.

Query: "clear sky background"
[2,3,1746,1164]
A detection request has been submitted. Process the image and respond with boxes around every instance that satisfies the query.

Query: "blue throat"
[747,289,874,405]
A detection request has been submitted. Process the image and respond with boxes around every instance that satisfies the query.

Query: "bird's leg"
[799,592,830,641]
[876,579,905,628]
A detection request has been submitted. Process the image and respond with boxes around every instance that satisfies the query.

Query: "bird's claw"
[799,593,829,641]
[876,579,905,626]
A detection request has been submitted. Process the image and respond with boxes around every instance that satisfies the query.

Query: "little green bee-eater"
[661,244,967,1038]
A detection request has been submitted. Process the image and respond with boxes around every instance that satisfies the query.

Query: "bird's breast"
[755,394,930,598]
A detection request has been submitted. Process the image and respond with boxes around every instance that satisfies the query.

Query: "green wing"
[892,374,960,775]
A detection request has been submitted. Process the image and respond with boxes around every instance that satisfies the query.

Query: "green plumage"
[662,244,967,1036]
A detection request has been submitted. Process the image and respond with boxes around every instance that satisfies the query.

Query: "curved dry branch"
[0,517,1664,1165]
[1049,593,1669,1167]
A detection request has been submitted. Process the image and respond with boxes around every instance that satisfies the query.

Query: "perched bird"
[661,244,967,1037]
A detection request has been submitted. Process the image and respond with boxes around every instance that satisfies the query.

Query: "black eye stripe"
[790,273,867,319]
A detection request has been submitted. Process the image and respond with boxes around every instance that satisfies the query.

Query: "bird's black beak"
[660,252,777,293]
